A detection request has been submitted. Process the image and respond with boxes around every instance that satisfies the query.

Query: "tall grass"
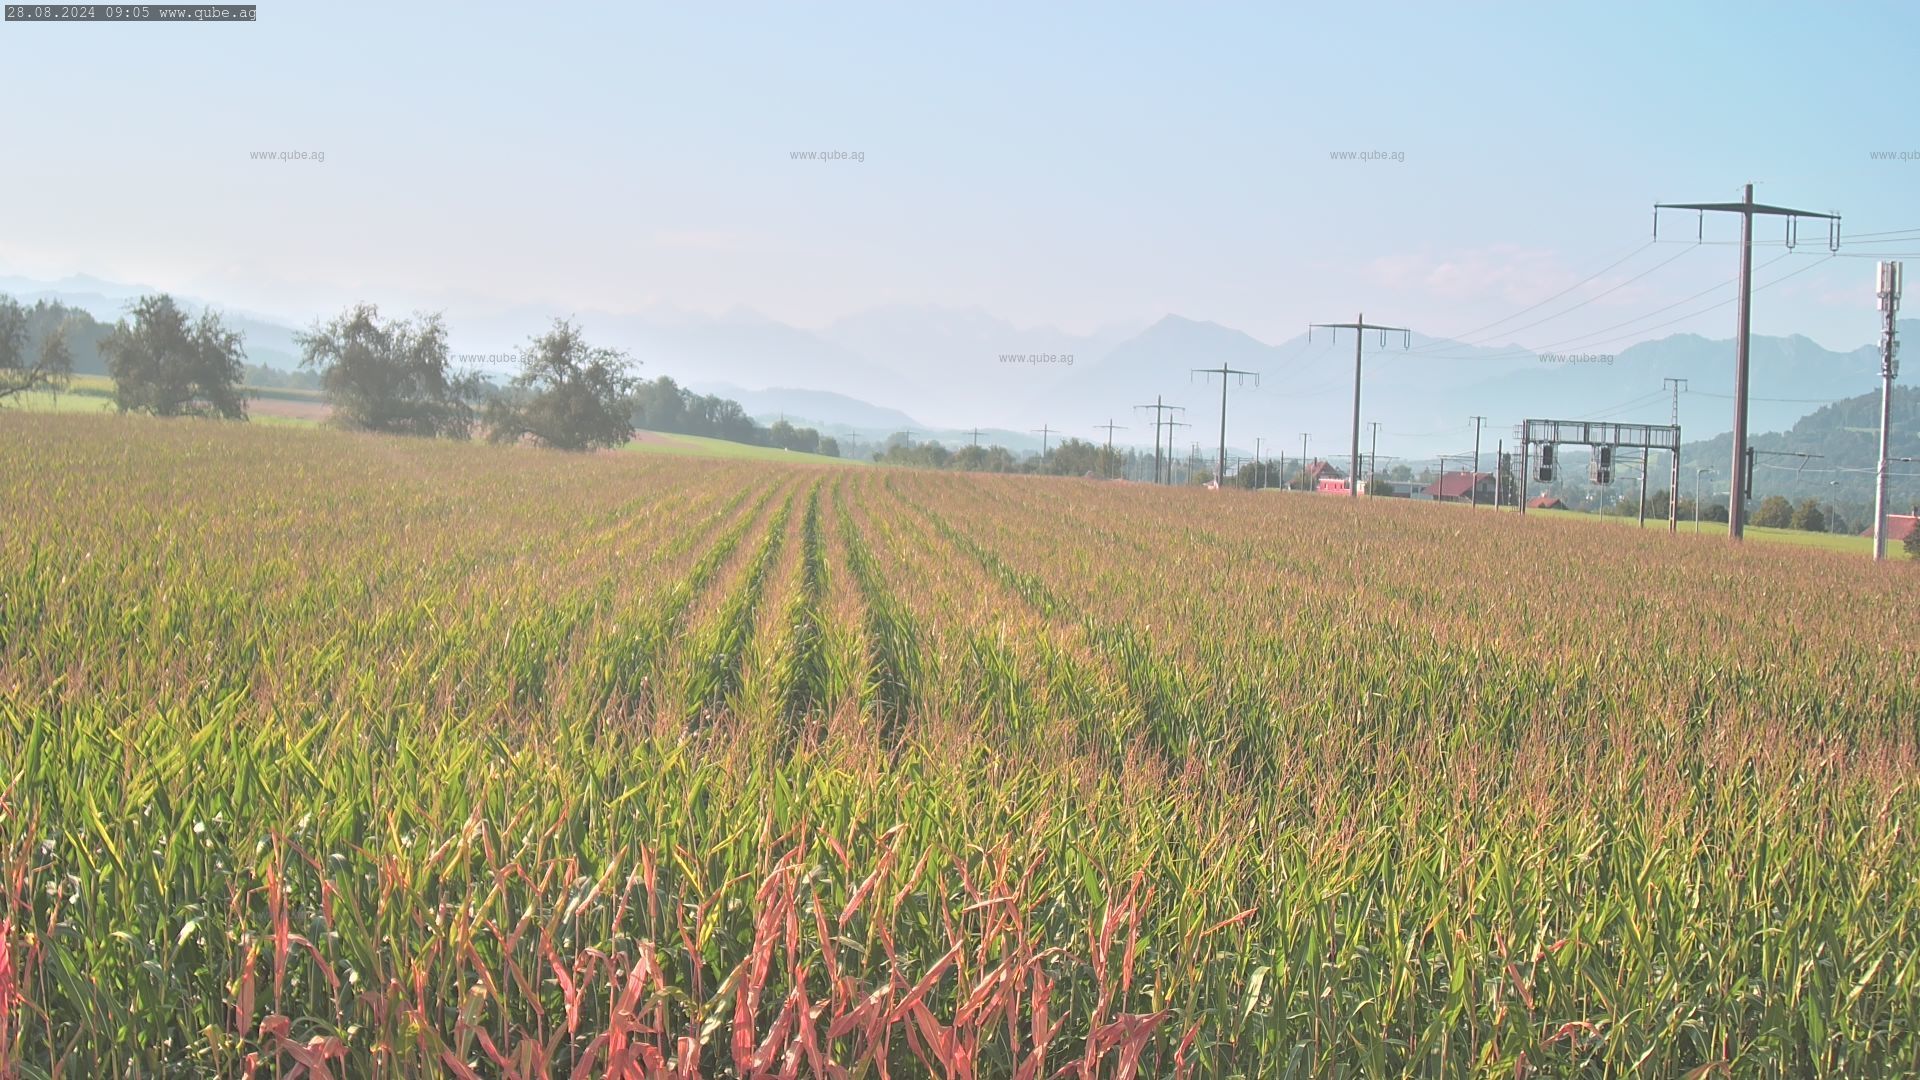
[3,412,1918,1076]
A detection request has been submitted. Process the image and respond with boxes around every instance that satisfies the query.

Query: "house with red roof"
[1527,494,1568,510]
[1301,460,1345,484]
[1861,513,1919,543]
[1426,470,1495,504]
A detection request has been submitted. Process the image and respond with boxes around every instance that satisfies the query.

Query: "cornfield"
[3,411,1918,1077]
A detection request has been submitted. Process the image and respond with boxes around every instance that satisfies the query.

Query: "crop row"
[2,413,1918,1076]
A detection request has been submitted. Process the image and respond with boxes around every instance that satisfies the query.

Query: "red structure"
[1426,470,1494,504]
[1861,513,1918,543]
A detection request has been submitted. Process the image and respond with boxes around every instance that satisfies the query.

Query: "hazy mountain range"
[5,272,1912,462]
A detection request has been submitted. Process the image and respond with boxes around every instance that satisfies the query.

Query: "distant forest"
[628,376,838,456]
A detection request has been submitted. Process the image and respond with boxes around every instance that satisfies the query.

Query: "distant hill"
[816,304,1139,427]
[688,382,925,433]
[1045,316,1919,468]
[1680,385,1920,508]
[1530,385,1920,525]
[6,272,1915,465]
[4,287,308,378]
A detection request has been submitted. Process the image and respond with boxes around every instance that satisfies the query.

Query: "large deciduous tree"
[1788,499,1826,533]
[101,294,248,419]
[0,295,72,401]
[485,319,639,451]
[297,304,478,438]
[1750,495,1794,529]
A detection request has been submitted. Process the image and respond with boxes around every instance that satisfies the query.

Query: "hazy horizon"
[4,1,1918,358]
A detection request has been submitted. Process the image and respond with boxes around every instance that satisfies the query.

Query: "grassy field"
[1527,505,1913,560]
[3,412,1919,1076]
[3,384,857,463]
[1,375,328,420]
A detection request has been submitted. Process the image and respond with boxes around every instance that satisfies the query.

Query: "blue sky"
[2,1,1915,351]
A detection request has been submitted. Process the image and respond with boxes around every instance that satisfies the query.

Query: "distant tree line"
[628,377,838,457]
[2,291,844,457]
[869,434,1122,476]
[1592,489,1871,534]
[0,295,77,401]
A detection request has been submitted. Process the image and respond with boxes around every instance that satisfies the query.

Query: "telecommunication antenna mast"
[1874,262,1903,560]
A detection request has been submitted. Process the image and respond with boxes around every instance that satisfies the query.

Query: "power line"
[1407,240,1657,351]
[1824,235,1920,246]
[1414,249,1827,362]
[1427,244,1699,350]
[1404,223,1911,361]
[1583,389,1673,420]
[1412,249,1798,360]
[1387,421,1473,438]
[1835,225,1920,239]
[1685,390,1843,404]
